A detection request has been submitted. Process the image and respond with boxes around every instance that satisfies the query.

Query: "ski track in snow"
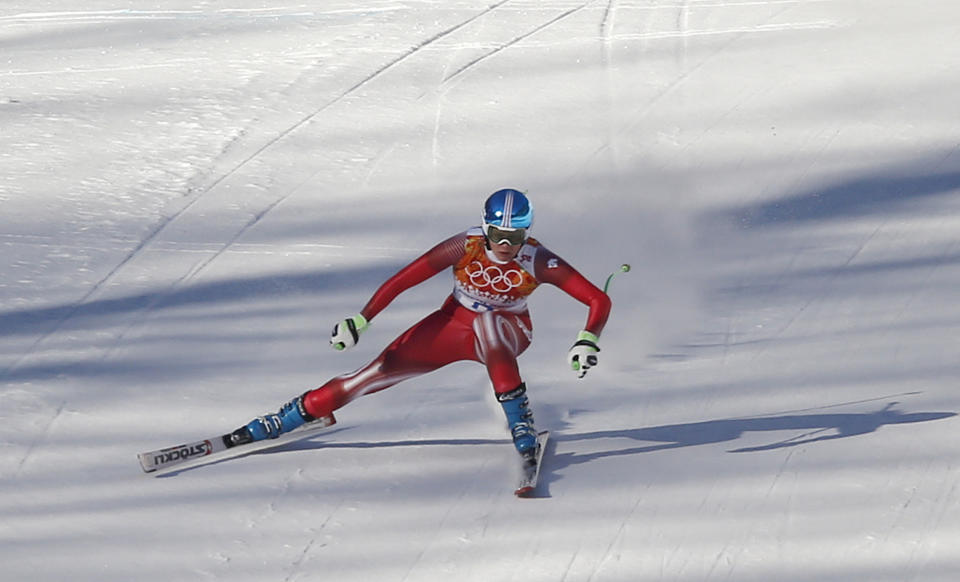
[577,0,840,178]
[442,1,597,83]
[0,7,395,24]
[0,0,516,379]
[11,400,64,478]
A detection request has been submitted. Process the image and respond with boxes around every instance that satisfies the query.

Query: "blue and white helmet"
[482,188,533,229]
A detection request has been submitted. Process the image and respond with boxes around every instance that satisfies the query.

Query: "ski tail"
[138,437,228,473]
[515,430,549,497]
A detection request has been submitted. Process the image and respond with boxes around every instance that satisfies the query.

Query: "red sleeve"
[534,246,612,336]
[359,232,467,321]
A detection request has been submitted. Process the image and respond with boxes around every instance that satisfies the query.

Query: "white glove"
[567,330,600,378]
[330,314,369,351]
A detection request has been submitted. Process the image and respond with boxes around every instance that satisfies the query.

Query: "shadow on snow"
[158,402,955,499]
[732,167,960,228]
[552,402,955,464]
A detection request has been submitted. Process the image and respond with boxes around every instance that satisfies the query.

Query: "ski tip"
[514,485,535,497]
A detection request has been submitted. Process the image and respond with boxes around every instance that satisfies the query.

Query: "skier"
[228,189,612,462]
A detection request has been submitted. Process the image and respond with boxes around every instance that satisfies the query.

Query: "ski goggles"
[483,224,527,246]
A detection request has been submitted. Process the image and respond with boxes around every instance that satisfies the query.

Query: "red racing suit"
[302,228,612,419]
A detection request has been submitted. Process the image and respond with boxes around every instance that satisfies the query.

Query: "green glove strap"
[352,314,369,332]
[576,330,599,344]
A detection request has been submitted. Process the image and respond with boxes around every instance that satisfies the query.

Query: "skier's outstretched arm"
[330,232,466,350]
[535,248,612,378]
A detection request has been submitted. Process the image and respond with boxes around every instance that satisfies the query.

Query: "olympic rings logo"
[465,261,525,293]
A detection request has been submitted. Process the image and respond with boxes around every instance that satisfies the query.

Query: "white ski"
[514,430,550,497]
[137,416,335,474]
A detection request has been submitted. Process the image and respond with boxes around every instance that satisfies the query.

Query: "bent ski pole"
[603,263,631,294]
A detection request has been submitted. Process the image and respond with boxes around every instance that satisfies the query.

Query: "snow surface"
[2,1,959,580]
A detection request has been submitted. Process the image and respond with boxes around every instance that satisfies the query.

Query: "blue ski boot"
[229,393,315,446]
[498,383,537,458]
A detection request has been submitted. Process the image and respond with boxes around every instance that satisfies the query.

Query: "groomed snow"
[2,1,959,580]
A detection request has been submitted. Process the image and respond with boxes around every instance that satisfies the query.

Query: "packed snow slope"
[2,2,959,581]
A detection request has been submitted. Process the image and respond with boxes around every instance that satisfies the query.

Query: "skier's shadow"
[277,402,955,498]
[159,403,954,499]
[545,402,955,480]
